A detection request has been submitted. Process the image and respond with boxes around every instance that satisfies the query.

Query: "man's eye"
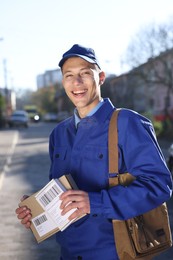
[65,74,72,79]
[81,70,91,76]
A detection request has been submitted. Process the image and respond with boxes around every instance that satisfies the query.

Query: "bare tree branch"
[122,17,173,114]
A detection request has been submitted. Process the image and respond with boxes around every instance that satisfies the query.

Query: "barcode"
[33,214,47,226]
[39,184,61,207]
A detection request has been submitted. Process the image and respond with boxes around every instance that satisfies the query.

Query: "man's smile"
[72,90,87,97]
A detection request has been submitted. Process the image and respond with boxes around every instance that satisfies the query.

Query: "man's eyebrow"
[63,66,94,75]
[63,70,72,74]
[80,67,93,71]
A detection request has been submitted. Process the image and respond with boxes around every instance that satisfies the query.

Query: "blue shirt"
[74,98,104,128]
[49,98,172,259]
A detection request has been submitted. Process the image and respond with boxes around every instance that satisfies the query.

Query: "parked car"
[8,110,29,128]
[57,111,70,122]
[43,113,58,122]
[43,111,70,122]
[168,143,173,175]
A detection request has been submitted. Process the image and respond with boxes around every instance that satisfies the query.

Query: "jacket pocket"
[51,146,69,177]
[83,145,108,162]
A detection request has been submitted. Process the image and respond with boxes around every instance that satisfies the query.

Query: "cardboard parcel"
[19,175,84,243]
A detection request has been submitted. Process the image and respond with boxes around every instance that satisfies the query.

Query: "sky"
[0,0,173,91]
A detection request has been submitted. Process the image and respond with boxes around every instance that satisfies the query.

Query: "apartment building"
[109,48,173,119]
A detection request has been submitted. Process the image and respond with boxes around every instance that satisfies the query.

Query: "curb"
[0,131,19,189]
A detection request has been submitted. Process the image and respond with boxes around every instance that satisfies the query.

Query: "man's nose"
[73,75,83,84]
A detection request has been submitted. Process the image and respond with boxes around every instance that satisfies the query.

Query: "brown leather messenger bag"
[108,109,172,260]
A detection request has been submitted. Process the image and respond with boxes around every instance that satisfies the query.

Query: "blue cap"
[58,44,101,69]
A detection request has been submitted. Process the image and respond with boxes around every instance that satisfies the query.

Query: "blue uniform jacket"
[49,98,172,260]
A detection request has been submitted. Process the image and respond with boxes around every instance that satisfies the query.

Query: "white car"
[43,113,58,122]
[8,110,29,128]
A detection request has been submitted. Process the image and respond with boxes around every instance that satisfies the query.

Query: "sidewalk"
[0,129,18,174]
[0,127,60,260]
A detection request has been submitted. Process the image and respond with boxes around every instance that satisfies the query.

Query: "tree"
[121,17,173,119]
[15,89,34,110]
[31,86,58,114]
[0,93,5,127]
[122,17,173,68]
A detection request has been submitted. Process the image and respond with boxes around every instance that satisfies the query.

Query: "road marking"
[0,131,19,189]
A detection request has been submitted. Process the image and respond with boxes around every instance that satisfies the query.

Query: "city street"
[0,122,60,260]
[0,122,172,260]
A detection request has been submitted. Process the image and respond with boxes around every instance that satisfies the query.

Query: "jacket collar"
[68,98,115,130]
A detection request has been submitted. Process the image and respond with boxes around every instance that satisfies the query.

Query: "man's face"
[62,57,105,118]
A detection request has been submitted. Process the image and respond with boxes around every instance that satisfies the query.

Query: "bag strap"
[108,109,120,174]
[108,109,136,187]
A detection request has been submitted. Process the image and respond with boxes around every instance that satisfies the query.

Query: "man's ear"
[99,71,106,85]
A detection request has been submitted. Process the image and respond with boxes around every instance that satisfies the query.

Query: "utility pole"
[3,58,9,116]
[1,38,14,116]
[3,59,8,97]
[0,37,4,86]
[3,58,8,91]
[0,37,5,126]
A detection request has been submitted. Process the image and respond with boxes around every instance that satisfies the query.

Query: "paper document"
[31,179,77,237]
[19,175,85,243]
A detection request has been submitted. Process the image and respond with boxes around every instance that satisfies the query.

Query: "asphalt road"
[0,122,172,260]
[0,122,60,260]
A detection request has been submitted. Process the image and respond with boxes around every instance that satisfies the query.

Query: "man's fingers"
[24,222,31,229]
[61,201,79,215]
[15,198,32,230]
[21,214,32,224]
[60,189,90,219]
[60,196,82,208]
[16,207,31,220]
[15,206,26,214]
[60,190,87,200]
[67,208,86,221]
[61,200,89,218]
[60,191,88,209]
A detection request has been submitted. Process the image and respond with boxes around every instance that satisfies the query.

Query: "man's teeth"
[73,90,86,94]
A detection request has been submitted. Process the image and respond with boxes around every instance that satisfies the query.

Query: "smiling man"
[60,45,105,119]
[16,44,172,260]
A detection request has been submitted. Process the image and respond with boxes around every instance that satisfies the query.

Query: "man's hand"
[60,190,90,221]
[15,195,32,229]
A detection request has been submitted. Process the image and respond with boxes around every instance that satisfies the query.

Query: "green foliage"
[153,121,163,137]
[0,93,5,109]
[142,111,164,137]
[31,86,58,114]
[0,93,6,128]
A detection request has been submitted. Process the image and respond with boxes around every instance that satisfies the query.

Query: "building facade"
[36,69,62,89]
[109,49,173,120]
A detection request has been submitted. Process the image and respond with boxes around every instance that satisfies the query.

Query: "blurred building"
[36,69,62,89]
[109,48,173,120]
[36,68,73,113]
